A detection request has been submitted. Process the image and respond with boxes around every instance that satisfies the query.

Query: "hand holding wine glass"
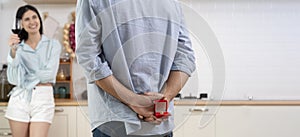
[8,34,20,58]
[8,34,20,48]
[9,18,22,49]
[9,19,22,59]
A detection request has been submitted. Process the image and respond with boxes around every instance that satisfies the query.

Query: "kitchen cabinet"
[76,106,92,137]
[48,106,92,137]
[0,107,11,137]
[216,106,300,137]
[48,106,77,137]
[0,130,11,137]
[54,59,73,99]
[174,104,300,137]
[2,103,300,137]
[23,0,76,4]
[174,106,216,137]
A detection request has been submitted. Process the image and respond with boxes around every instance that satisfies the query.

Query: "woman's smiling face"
[21,10,40,35]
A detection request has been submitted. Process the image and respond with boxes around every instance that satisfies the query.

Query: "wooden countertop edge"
[2,100,300,106]
[0,99,88,106]
[54,99,88,106]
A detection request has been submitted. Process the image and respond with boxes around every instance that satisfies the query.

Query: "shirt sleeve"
[19,39,61,86]
[171,5,196,76]
[75,0,112,83]
[7,48,22,85]
[7,48,21,67]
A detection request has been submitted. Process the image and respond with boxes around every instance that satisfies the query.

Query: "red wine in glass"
[11,29,22,44]
[11,29,21,36]
[11,29,22,47]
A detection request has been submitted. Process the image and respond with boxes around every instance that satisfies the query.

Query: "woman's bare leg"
[29,122,51,137]
[9,120,29,137]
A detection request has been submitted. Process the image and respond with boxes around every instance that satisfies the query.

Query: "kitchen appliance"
[0,65,14,102]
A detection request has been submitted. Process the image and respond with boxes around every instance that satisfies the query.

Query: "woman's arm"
[36,40,62,83]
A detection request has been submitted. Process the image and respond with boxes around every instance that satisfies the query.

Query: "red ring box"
[154,99,169,118]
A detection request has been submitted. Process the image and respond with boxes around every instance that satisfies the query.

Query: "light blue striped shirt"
[7,35,61,101]
[76,0,195,135]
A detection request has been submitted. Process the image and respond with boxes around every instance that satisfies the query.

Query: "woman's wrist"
[10,44,19,50]
[10,48,17,58]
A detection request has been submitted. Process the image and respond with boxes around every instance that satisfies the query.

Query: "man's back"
[76,0,195,135]
[92,0,184,93]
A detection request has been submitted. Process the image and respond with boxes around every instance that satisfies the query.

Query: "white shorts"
[5,86,55,124]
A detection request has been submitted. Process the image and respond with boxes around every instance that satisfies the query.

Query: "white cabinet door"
[0,107,12,137]
[216,106,300,137]
[174,106,216,137]
[0,107,9,128]
[48,106,77,137]
[76,106,92,137]
[0,129,12,137]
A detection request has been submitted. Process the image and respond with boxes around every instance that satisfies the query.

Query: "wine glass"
[11,18,22,48]
[11,18,22,35]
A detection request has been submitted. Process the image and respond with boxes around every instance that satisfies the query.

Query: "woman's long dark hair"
[14,5,43,41]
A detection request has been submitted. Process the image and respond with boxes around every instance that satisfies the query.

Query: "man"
[75,0,195,136]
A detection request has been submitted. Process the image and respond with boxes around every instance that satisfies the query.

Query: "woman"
[5,5,61,137]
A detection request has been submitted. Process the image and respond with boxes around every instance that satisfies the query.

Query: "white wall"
[180,0,300,100]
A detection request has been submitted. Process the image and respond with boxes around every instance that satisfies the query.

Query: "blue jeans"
[93,129,173,137]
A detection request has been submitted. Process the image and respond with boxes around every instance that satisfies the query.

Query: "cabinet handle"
[0,109,6,113]
[189,108,209,112]
[0,132,12,136]
[55,108,64,112]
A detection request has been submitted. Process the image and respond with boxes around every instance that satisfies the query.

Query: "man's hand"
[128,92,164,118]
[134,92,171,125]
[138,113,171,125]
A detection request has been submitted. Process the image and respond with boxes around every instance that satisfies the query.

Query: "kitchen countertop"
[2,99,300,106]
